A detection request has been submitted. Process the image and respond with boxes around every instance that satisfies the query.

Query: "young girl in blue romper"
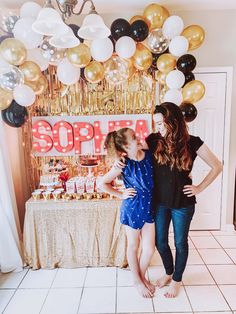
[99,127,155,298]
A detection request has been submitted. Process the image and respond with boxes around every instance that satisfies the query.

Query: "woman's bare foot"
[143,277,156,294]
[156,274,172,288]
[134,280,153,298]
[164,280,181,298]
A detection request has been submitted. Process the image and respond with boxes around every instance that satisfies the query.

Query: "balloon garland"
[0,2,206,127]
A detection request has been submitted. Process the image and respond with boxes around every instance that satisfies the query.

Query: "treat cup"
[96,192,103,199]
[42,191,51,200]
[32,191,41,200]
[74,193,83,200]
[84,193,93,200]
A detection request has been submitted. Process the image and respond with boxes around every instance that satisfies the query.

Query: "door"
[188,72,226,230]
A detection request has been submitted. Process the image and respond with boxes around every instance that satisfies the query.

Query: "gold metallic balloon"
[25,75,48,95]
[156,71,167,85]
[143,4,169,30]
[182,25,205,50]
[84,61,104,83]
[67,44,91,68]
[0,38,27,66]
[132,43,152,71]
[0,87,13,110]
[129,15,151,28]
[182,80,205,103]
[156,53,176,73]
[19,61,41,82]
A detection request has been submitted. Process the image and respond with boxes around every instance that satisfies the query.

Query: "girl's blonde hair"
[104,128,131,159]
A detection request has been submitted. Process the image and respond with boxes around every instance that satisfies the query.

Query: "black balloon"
[179,102,197,123]
[151,53,161,68]
[177,54,197,73]
[130,20,149,42]
[1,100,28,128]
[184,71,195,86]
[68,24,84,42]
[108,35,116,52]
[110,18,131,40]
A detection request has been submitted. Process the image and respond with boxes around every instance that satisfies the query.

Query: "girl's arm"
[99,166,136,199]
[183,143,223,197]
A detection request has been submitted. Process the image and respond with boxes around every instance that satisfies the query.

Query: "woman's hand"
[113,158,126,170]
[183,185,202,197]
[122,188,137,199]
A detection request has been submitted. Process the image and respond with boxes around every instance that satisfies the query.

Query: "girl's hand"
[122,188,137,199]
[113,158,126,170]
[183,185,202,197]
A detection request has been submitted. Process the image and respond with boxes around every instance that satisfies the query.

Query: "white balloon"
[57,58,81,85]
[166,70,185,89]
[162,16,184,39]
[27,48,49,71]
[164,89,183,105]
[13,84,36,107]
[169,36,189,57]
[115,36,136,59]
[20,2,42,19]
[13,17,43,49]
[90,38,113,62]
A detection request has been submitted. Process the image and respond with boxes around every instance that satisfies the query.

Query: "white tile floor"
[1,230,236,314]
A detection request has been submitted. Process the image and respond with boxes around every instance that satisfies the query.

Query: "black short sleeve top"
[146,133,204,208]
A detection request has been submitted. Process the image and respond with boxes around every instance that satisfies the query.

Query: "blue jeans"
[155,204,195,282]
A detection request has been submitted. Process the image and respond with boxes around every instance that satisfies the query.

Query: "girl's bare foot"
[134,280,153,298]
[156,274,172,288]
[164,280,181,298]
[143,277,155,294]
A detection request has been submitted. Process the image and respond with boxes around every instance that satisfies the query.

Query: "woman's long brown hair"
[154,102,192,171]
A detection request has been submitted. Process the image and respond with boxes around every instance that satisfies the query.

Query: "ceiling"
[1,0,236,13]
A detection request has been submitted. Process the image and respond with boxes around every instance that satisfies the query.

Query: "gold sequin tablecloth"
[23,198,127,269]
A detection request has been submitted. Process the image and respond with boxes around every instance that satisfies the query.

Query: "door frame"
[195,67,234,230]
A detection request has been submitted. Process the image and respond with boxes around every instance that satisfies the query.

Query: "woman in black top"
[145,102,222,298]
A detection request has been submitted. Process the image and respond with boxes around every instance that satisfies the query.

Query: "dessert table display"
[24,197,127,269]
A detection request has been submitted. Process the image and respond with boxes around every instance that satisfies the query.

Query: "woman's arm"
[183,143,223,197]
[99,166,136,199]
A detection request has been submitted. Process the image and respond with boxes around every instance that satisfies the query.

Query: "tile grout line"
[2,267,30,313]
[210,233,236,265]
[76,267,88,314]
[182,284,194,314]
[197,247,234,312]
[39,268,59,314]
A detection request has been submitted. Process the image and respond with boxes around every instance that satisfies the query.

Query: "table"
[23,198,127,269]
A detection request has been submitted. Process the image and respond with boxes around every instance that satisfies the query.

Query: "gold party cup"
[32,192,41,200]
[52,191,61,200]
[42,191,51,200]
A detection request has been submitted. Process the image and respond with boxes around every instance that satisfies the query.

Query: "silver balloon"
[146,29,169,54]
[40,37,66,65]
[104,56,129,85]
[2,15,19,34]
[0,65,24,91]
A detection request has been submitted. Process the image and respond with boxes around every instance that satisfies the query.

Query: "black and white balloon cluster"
[0,1,206,127]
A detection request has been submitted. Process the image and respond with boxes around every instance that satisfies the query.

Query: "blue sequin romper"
[120,150,155,229]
